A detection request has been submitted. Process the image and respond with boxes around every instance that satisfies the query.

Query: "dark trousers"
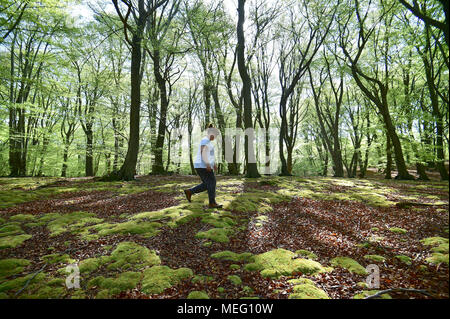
[190,168,216,204]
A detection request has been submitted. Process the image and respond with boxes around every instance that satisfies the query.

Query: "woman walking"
[184,124,222,208]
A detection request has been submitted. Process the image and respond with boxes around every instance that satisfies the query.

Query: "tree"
[276,0,337,175]
[110,0,168,180]
[339,0,414,180]
[236,0,260,178]
[398,0,449,48]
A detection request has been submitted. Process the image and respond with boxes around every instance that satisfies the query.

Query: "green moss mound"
[93,220,161,238]
[0,223,24,237]
[330,257,368,275]
[195,228,233,243]
[141,266,193,294]
[187,291,209,299]
[0,234,32,249]
[353,290,392,299]
[79,242,160,273]
[389,227,407,234]
[421,237,449,266]
[87,272,142,295]
[395,255,412,265]
[289,283,329,299]
[9,214,36,222]
[0,272,67,298]
[227,275,242,285]
[244,248,328,279]
[41,254,72,265]
[363,255,386,263]
[0,259,30,279]
[295,249,318,260]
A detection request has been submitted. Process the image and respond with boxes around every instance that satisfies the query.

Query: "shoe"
[208,203,223,209]
[184,189,192,202]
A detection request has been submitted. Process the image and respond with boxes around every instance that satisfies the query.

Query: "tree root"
[364,287,434,299]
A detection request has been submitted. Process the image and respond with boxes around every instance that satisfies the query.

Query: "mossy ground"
[0,175,448,299]
[244,248,330,278]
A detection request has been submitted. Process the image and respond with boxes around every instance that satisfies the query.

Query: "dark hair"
[206,123,214,130]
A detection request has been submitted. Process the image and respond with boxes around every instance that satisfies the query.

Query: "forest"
[0,0,448,300]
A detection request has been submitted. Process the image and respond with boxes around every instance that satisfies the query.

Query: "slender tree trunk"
[85,128,94,176]
[236,0,260,178]
[385,132,392,179]
[152,50,168,175]
[62,145,69,177]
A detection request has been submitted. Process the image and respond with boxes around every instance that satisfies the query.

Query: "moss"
[367,235,384,243]
[357,281,369,288]
[395,255,412,265]
[201,213,236,228]
[211,251,254,263]
[426,253,449,265]
[88,272,141,292]
[230,264,240,270]
[0,272,46,294]
[41,254,71,265]
[289,283,329,299]
[217,287,225,293]
[242,286,254,295]
[0,259,30,278]
[371,227,379,232]
[330,257,368,275]
[227,275,242,285]
[195,228,233,243]
[295,249,318,260]
[36,211,104,237]
[202,241,212,247]
[356,242,371,248]
[187,291,209,299]
[245,248,328,279]
[107,242,160,271]
[222,190,284,213]
[79,242,160,273]
[141,265,193,294]
[9,214,36,222]
[363,255,386,263]
[70,290,86,299]
[79,257,104,274]
[0,234,32,249]
[389,227,407,234]
[94,220,161,238]
[132,206,197,225]
[431,243,449,254]
[191,275,213,284]
[353,290,392,299]
[0,223,23,237]
[421,237,449,247]
[96,289,110,299]
[420,237,449,265]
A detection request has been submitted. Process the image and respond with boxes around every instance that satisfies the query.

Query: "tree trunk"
[152,49,168,175]
[236,0,260,178]
[85,128,94,176]
[115,32,143,180]
[61,143,69,177]
[385,132,392,179]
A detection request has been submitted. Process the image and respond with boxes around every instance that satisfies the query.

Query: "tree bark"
[236,0,260,178]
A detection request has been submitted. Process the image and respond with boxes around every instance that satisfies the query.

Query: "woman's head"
[206,123,219,141]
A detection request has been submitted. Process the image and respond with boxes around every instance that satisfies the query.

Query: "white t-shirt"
[194,137,215,169]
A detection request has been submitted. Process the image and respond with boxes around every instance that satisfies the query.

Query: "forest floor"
[0,174,448,299]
